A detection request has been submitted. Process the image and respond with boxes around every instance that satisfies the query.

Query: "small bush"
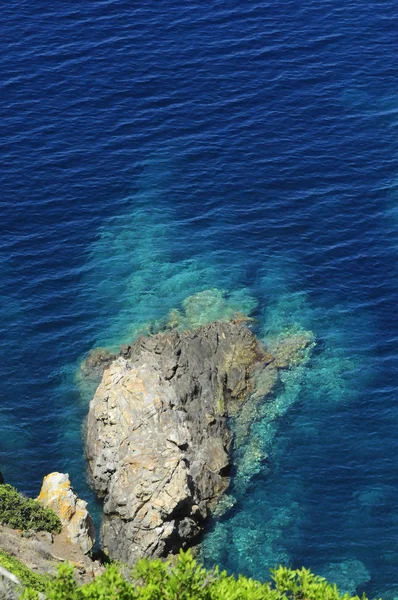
[0,550,47,592]
[20,549,379,600]
[0,484,61,533]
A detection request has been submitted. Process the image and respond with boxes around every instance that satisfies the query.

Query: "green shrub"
[0,550,48,592]
[0,484,61,533]
[20,549,379,600]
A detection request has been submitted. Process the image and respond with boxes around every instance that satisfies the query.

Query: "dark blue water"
[2,1,398,597]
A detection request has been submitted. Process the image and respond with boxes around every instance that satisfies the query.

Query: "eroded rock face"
[37,472,95,554]
[86,321,266,564]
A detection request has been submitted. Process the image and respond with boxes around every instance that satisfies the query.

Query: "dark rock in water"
[86,321,267,564]
[81,347,118,377]
[120,344,131,357]
[0,471,4,485]
[77,347,119,400]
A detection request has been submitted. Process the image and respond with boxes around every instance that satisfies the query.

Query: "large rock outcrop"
[85,320,314,564]
[86,321,268,564]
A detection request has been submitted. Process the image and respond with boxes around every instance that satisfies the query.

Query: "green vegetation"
[20,549,378,600]
[0,484,61,533]
[0,550,47,592]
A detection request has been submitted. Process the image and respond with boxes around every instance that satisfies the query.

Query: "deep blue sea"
[2,1,398,597]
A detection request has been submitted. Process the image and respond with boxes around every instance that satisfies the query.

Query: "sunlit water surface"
[2,2,398,597]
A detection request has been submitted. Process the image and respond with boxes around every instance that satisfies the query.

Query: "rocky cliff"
[86,319,313,564]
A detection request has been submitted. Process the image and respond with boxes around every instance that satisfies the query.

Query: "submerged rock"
[86,321,267,564]
[266,329,315,369]
[321,559,370,596]
[165,288,257,331]
[37,472,95,554]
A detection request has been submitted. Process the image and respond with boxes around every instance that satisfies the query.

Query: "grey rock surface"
[86,321,266,564]
[0,524,103,586]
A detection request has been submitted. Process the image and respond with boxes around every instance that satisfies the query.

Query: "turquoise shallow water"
[3,1,398,597]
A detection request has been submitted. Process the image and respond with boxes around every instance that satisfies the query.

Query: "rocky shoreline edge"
[0,314,314,589]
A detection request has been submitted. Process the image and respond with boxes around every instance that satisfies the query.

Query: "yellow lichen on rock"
[37,473,95,555]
